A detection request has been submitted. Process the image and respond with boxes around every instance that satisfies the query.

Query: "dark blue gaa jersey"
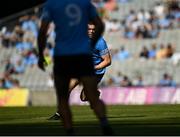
[41,0,98,56]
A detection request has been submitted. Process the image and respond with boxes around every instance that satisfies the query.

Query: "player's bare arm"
[38,21,50,71]
[95,53,111,70]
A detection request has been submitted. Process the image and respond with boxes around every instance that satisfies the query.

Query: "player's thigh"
[79,76,99,98]
[96,74,104,84]
[54,75,70,98]
[69,78,79,91]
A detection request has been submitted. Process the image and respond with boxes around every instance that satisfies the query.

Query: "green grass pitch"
[0,105,180,136]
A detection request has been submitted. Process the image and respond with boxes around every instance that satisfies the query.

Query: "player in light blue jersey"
[49,23,111,120]
[38,0,113,135]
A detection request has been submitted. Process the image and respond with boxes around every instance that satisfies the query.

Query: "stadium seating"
[104,29,180,54]
[0,0,180,90]
[104,59,180,86]
[109,0,160,20]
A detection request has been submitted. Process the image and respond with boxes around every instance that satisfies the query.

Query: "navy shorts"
[53,55,95,78]
[96,73,104,83]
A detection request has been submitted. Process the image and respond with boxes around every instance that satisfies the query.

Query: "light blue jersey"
[93,37,109,75]
[41,0,98,56]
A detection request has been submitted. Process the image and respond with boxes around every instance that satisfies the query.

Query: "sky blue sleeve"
[96,38,109,56]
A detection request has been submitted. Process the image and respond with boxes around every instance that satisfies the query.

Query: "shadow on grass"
[0,121,180,136]
[108,115,146,119]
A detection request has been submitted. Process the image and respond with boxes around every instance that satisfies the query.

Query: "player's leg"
[69,78,79,91]
[80,76,105,117]
[79,76,113,135]
[80,74,104,102]
[54,74,74,134]
[48,78,79,120]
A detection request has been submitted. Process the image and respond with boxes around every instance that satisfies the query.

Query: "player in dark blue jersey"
[49,23,111,120]
[38,0,113,135]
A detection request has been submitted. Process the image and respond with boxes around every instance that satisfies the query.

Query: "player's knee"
[56,90,69,100]
[89,99,103,109]
[89,97,99,104]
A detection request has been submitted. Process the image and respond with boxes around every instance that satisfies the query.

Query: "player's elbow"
[107,58,111,66]
[105,57,111,67]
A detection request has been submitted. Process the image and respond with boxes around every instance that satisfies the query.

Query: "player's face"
[88,24,95,38]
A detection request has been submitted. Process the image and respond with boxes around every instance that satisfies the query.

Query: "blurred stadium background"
[0,0,180,106]
[0,0,180,135]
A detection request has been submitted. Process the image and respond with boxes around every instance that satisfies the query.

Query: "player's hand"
[38,56,47,71]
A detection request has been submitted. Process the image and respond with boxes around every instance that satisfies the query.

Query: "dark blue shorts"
[96,73,104,83]
[53,55,95,78]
